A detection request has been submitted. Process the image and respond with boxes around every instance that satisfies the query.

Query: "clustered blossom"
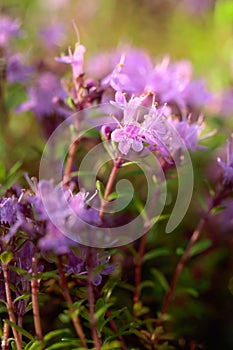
[0,179,114,284]
[107,91,206,159]
[87,48,211,114]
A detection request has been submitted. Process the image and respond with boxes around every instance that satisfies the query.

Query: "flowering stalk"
[2,264,22,350]
[86,248,102,350]
[31,255,43,342]
[57,257,87,348]
[99,155,123,221]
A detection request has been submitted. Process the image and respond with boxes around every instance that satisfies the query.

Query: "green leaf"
[13,293,31,303]
[150,268,170,292]
[133,301,149,317]
[101,340,121,349]
[95,299,113,329]
[99,307,128,333]
[143,248,170,263]
[3,319,34,340]
[0,163,6,182]
[102,278,120,301]
[45,341,79,350]
[24,340,44,350]
[8,265,31,279]
[176,287,199,298]
[189,239,212,257]
[96,180,105,199]
[210,205,227,216]
[43,329,71,343]
[176,247,184,256]
[8,161,22,178]
[37,270,59,280]
[107,191,118,201]
[105,330,137,343]
[0,251,13,264]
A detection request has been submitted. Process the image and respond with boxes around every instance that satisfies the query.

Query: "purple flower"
[110,93,145,155]
[217,136,233,186]
[6,54,34,83]
[110,92,171,159]
[112,124,144,155]
[31,180,103,253]
[55,43,86,78]
[103,48,153,93]
[104,52,211,112]
[172,115,205,152]
[0,15,22,47]
[39,222,73,255]
[17,72,68,121]
[70,192,101,227]
[65,250,84,274]
[0,197,17,225]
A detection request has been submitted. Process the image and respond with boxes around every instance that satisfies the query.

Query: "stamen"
[25,173,37,192]
[86,189,98,204]
[72,19,81,44]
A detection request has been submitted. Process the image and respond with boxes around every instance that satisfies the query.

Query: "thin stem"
[99,155,122,221]
[57,257,87,348]
[86,248,102,350]
[31,256,43,342]
[2,265,22,350]
[1,321,10,350]
[63,137,80,187]
[160,218,206,318]
[105,309,127,350]
[134,233,147,304]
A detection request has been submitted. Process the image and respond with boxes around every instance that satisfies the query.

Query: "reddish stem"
[1,321,10,350]
[63,137,80,187]
[2,265,22,350]
[31,256,43,342]
[99,156,122,221]
[86,249,102,350]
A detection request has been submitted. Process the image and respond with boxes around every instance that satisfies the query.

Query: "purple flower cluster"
[87,48,211,114]
[0,177,114,285]
[106,91,206,160]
